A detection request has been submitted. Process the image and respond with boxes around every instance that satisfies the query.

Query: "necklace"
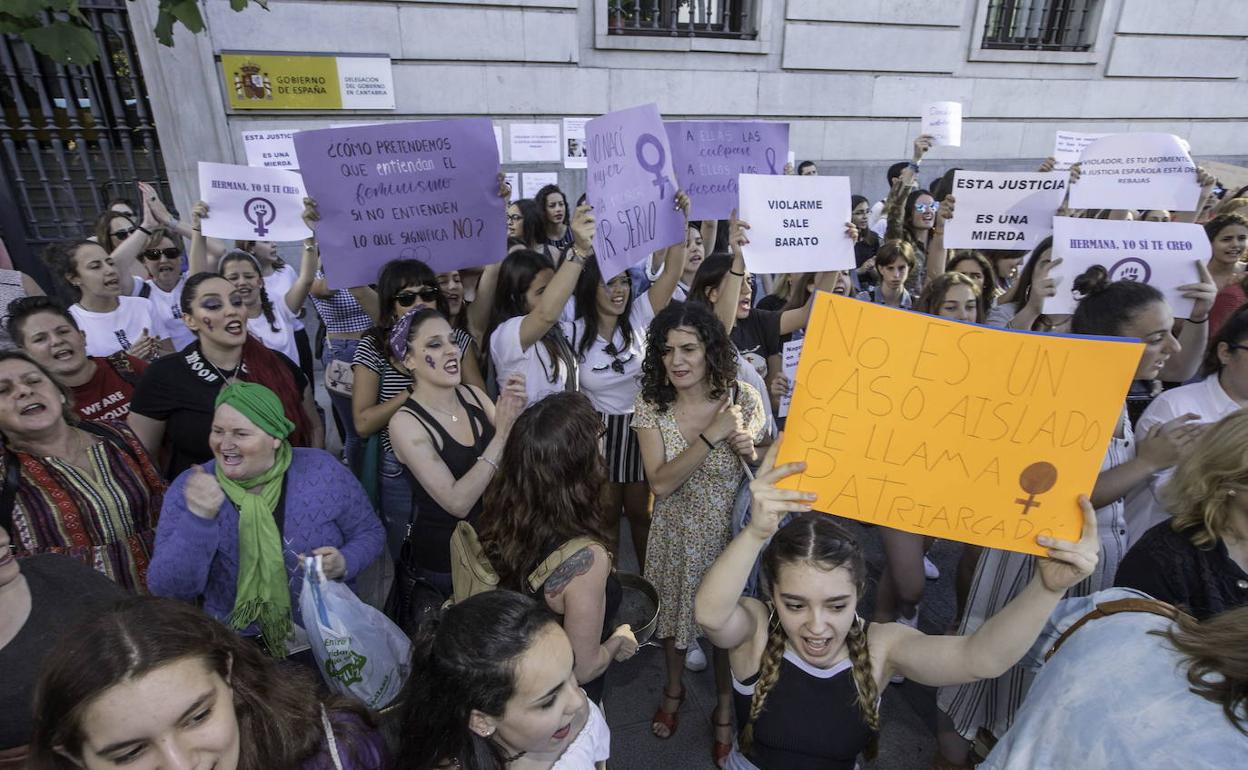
[502,749,527,764]
[205,355,242,384]
[420,397,459,423]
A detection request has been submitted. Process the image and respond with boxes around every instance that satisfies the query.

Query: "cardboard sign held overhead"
[584,103,687,281]
[944,171,1067,251]
[776,293,1142,557]
[292,118,505,289]
[197,162,311,242]
[1068,133,1200,212]
[665,120,790,220]
[1047,216,1207,318]
[738,174,855,274]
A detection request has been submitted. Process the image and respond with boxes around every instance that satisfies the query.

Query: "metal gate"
[0,0,168,283]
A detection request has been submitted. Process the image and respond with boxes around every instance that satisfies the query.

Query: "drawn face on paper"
[771,560,859,668]
[662,326,707,391]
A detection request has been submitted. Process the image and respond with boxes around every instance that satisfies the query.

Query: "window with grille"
[606,0,757,40]
[981,0,1101,52]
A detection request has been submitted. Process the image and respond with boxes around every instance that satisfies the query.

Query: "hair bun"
[1072,265,1110,297]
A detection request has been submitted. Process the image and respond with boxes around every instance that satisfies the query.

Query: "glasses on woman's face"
[914,202,939,214]
[111,226,137,240]
[395,286,440,308]
[141,247,181,261]
[507,213,523,223]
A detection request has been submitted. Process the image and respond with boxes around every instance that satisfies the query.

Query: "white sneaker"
[685,644,708,672]
[924,555,940,581]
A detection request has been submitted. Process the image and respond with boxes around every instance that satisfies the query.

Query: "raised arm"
[110,196,159,284]
[1172,167,1217,224]
[1160,260,1216,381]
[695,443,816,651]
[281,198,320,314]
[713,212,748,334]
[646,191,691,313]
[188,201,210,275]
[879,496,1099,686]
[923,195,955,287]
[884,135,932,241]
[516,203,592,350]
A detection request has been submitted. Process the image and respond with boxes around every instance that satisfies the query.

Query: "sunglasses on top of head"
[141,247,182,261]
[395,286,441,307]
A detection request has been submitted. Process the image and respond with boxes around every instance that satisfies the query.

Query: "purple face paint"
[203,318,214,332]
[425,355,437,370]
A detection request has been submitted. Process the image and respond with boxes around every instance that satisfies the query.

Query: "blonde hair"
[1161,410,1248,548]
[1213,197,1248,218]
[740,517,880,759]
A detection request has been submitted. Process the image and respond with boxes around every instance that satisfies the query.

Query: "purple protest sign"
[292,118,504,289]
[665,121,789,221]
[585,103,687,281]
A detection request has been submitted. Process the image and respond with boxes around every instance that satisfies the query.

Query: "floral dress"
[632,380,765,649]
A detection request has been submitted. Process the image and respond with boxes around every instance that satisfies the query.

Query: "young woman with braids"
[396,590,610,770]
[476,392,638,705]
[693,444,1102,770]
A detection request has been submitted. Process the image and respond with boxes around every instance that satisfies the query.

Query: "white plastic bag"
[300,555,411,709]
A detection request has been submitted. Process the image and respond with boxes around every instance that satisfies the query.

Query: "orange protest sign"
[776,294,1142,556]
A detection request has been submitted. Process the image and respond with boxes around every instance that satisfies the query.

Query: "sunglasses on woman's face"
[112,227,137,240]
[395,286,440,307]
[913,203,940,213]
[141,247,182,261]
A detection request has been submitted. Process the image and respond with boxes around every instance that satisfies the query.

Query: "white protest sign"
[945,171,1067,250]
[522,171,558,200]
[1053,130,1109,170]
[787,151,796,167]
[778,337,803,418]
[242,129,300,170]
[922,102,962,147]
[738,174,855,273]
[1048,216,1207,317]
[563,118,588,169]
[509,123,561,162]
[197,162,311,242]
[503,172,520,203]
[494,125,504,158]
[1068,133,1200,212]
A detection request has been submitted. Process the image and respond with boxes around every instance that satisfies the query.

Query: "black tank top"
[401,387,494,573]
[732,649,876,770]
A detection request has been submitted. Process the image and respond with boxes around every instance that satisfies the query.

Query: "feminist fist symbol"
[635,133,672,200]
[243,197,276,238]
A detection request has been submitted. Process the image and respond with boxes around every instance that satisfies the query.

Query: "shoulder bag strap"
[1044,597,1186,662]
[526,536,603,592]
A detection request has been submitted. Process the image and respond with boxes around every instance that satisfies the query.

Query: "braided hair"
[742,516,880,760]
[220,250,280,333]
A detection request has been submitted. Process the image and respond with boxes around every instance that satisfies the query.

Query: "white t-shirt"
[142,276,195,351]
[264,264,305,331]
[490,314,567,407]
[551,698,610,770]
[1123,374,1240,546]
[246,300,301,366]
[70,296,162,357]
[562,292,654,415]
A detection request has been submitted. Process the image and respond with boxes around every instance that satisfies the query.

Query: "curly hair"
[1162,409,1248,548]
[42,239,102,303]
[29,597,375,770]
[742,516,879,759]
[639,301,738,413]
[477,391,612,590]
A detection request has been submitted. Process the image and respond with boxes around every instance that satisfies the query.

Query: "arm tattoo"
[544,547,595,599]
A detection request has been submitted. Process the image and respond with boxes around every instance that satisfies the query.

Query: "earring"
[1229,489,1238,497]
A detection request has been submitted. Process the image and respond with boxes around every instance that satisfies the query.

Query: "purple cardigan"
[148,448,385,631]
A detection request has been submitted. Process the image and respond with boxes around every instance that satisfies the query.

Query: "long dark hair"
[902,188,935,247]
[516,199,547,251]
[742,516,879,759]
[29,597,375,770]
[478,392,611,589]
[42,239,101,303]
[572,254,636,359]
[220,250,280,333]
[1202,305,1248,377]
[396,591,559,770]
[687,253,734,307]
[945,251,997,313]
[367,258,448,359]
[1008,237,1053,313]
[486,249,565,383]
[640,301,738,412]
[1071,265,1164,337]
[535,185,568,235]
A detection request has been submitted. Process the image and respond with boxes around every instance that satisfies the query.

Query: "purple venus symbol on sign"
[243,197,276,237]
[635,133,671,200]
[1015,461,1058,515]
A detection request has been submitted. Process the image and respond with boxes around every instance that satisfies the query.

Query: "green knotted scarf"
[214,381,296,658]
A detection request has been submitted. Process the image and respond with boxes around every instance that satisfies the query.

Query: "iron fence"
[0,0,169,273]
[982,0,1100,51]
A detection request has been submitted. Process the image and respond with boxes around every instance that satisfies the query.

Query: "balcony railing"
[607,0,757,40]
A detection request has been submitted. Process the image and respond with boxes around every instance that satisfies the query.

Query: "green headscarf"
[214,381,295,658]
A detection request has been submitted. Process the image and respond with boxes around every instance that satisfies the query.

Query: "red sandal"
[650,686,685,739]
